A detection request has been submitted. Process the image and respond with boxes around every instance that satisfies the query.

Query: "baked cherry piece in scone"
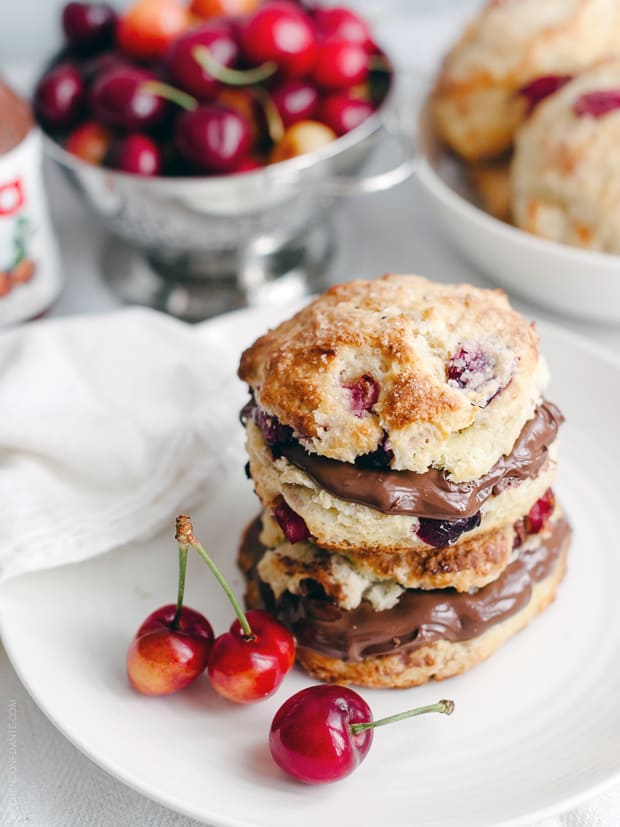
[432,0,620,162]
[511,58,620,253]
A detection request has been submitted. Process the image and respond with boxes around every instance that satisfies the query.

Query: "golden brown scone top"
[239,275,547,480]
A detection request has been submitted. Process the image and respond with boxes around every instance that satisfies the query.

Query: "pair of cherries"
[127,514,295,703]
[127,514,454,783]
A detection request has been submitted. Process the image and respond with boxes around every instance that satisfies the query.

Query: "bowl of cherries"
[35,0,411,319]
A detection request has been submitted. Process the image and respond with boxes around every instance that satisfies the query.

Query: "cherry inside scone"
[431,0,620,161]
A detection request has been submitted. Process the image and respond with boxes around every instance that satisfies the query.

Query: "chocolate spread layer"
[241,514,571,662]
[0,80,32,155]
[278,402,563,520]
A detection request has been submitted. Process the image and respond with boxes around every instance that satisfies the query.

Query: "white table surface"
[2,3,620,826]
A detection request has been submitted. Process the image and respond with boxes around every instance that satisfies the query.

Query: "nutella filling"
[277,402,563,520]
[241,514,570,662]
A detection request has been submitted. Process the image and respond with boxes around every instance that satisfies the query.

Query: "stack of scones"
[237,275,571,688]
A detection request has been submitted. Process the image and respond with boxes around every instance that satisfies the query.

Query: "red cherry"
[343,373,379,416]
[117,0,191,61]
[525,489,555,534]
[519,74,572,114]
[573,89,620,118]
[270,686,454,784]
[127,604,214,696]
[313,37,368,89]
[207,609,295,703]
[313,6,372,51]
[240,2,318,78]
[81,51,130,86]
[35,63,85,129]
[90,67,167,131]
[270,685,372,783]
[318,92,373,135]
[62,2,118,53]
[271,79,319,127]
[111,133,162,175]
[166,22,240,101]
[65,121,112,164]
[274,500,310,544]
[175,104,252,172]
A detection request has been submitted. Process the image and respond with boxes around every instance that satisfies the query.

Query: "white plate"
[1,307,620,827]
[415,107,620,325]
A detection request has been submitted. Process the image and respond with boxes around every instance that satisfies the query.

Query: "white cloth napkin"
[0,307,247,583]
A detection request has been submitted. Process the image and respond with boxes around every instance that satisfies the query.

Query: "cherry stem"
[349,699,455,735]
[251,87,285,143]
[171,543,188,629]
[175,515,253,639]
[141,80,198,112]
[192,45,277,86]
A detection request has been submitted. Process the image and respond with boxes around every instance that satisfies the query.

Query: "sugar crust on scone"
[432,0,620,161]
[239,275,547,482]
[511,58,620,252]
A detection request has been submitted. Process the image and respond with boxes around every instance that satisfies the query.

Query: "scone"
[237,274,571,688]
[432,0,620,161]
[511,58,620,253]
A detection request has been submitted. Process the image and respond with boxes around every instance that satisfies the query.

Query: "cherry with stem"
[176,515,296,703]
[270,684,454,784]
[126,536,214,696]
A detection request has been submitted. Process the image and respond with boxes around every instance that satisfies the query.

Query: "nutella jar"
[0,79,61,324]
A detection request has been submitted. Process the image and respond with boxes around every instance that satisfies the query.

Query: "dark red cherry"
[111,134,162,175]
[166,22,240,101]
[313,6,372,51]
[175,105,252,172]
[416,512,482,548]
[241,399,294,445]
[344,374,379,417]
[240,2,318,78]
[35,63,85,129]
[81,51,129,86]
[313,37,368,89]
[519,74,572,113]
[319,93,374,135]
[271,80,319,127]
[90,67,167,131]
[573,89,620,118]
[274,500,310,544]
[525,489,555,534]
[446,345,492,389]
[62,2,118,53]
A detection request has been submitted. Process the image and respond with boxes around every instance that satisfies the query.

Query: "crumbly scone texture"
[274,543,568,689]
[255,512,535,600]
[432,0,620,160]
[511,59,620,253]
[257,511,527,595]
[246,421,558,555]
[239,275,547,482]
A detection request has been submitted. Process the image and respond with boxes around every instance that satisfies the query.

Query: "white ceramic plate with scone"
[1,304,620,827]
[415,104,620,325]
